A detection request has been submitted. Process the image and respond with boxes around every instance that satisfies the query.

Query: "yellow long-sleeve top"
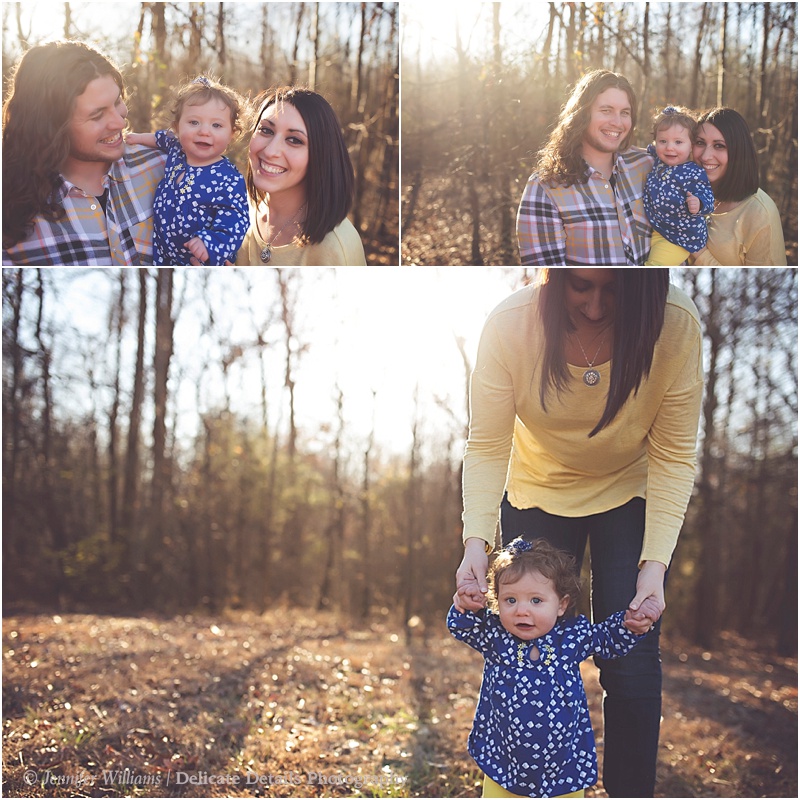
[463,283,704,567]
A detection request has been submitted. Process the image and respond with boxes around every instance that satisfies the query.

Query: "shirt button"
[90,204,97,210]
[605,184,609,189]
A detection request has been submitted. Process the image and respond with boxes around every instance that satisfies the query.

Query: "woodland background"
[401,1,798,265]
[1,1,399,265]
[2,266,797,657]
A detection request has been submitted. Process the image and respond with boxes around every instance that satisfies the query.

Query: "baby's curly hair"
[170,75,248,139]
[487,538,582,614]
[652,105,698,140]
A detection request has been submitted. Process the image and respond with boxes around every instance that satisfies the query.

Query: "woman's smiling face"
[692,122,729,186]
[248,102,309,196]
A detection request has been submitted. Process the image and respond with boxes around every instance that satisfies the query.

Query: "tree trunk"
[492,3,514,265]
[217,2,226,66]
[289,2,306,86]
[689,4,708,108]
[35,271,68,604]
[148,268,174,603]
[308,2,319,90]
[107,270,126,543]
[692,271,720,648]
[716,2,728,106]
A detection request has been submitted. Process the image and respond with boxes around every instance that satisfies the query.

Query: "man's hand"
[686,191,701,215]
[184,237,209,264]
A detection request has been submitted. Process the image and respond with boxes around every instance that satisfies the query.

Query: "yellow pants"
[645,230,691,266]
[483,774,585,798]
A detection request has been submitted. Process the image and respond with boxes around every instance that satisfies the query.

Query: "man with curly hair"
[2,41,165,265]
[517,70,653,266]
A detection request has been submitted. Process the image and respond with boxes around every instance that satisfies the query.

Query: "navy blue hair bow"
[504,537,533,556]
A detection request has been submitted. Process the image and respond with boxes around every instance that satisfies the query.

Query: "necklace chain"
[260,204,306,263]
[573,331,608,387]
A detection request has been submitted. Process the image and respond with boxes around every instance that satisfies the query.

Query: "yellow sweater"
[690,189,787,266]
[235,205,366,266]
[463,283,704,567]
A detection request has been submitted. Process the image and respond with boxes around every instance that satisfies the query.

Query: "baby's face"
[177,98,233,167]
[654,123,693,167]
[497,570,569,641]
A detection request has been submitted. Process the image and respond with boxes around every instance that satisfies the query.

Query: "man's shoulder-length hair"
[535,70,638,188]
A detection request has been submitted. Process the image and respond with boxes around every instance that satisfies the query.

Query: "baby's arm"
[191,174,250,265]
[125,132,158,148]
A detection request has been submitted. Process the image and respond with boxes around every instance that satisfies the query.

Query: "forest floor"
[2,609,797,798]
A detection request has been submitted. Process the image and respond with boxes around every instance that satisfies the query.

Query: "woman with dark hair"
[236,87,366,265]
[691,107,786,265]
[455,269,704,798]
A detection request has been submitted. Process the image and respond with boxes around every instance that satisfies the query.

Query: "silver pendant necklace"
[573,332,607,386]
[259,204,306,263]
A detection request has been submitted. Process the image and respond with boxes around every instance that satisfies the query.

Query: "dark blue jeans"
[500,495,662,797]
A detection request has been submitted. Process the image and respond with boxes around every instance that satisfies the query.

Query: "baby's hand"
[686,191,701,215]
[184,237,209,264]
[624,595,663,634]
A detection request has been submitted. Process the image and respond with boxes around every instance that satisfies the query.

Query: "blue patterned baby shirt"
[644,144,714,253]
[447,606,644,797]
[152,130,249,266]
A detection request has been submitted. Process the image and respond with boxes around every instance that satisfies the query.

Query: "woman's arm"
[641,312,704,566]
[743,211,788,266]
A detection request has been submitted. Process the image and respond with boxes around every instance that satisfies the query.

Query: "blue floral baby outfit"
[644,143,714,253]
[447,606,644,797]
[152,130,249,266]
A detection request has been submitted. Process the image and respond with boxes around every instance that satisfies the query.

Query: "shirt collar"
[58,153,126,198]
[582,151,626,180]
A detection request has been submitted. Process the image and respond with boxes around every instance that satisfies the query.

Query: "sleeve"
[462,315,517,549]
[154,130,180,155]
[679,164,715,215]
[689,247,723,266]
[574,611,644,661]
[196,170,250,266]
[516,176,567,266]
[642,317,704,566]
[742,200,788,266]
[446,605,497,656]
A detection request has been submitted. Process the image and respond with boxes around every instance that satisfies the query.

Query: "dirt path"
[2,611,796,797]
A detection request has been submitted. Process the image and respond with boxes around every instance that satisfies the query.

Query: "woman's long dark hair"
[538,269,670,437]
[245,87,354,245]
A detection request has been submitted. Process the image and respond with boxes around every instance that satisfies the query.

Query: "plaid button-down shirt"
[517,147,653,266]
[3,145,166,266]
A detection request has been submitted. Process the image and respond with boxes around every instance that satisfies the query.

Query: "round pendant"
[583,368,601,386]
[260,245,272,263]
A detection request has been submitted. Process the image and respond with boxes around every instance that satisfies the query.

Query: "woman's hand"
[454,537,489,612]
[624,560,667,634]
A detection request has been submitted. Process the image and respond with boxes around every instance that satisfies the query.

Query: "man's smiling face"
[582,86,632,156]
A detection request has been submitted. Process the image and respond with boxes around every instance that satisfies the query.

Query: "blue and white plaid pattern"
[517,147,654,266]
[3,145,166,266]
[447,606,643,797]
